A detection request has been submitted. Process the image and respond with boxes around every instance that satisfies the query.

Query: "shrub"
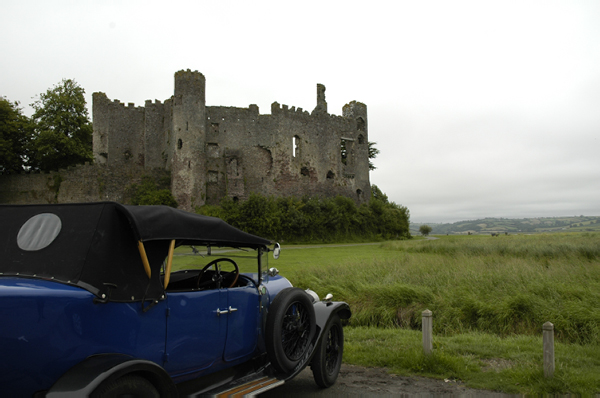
[196,188,411,243]
[130,177,178,207]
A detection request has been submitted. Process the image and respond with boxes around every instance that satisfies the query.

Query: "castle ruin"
[0,70,371,210]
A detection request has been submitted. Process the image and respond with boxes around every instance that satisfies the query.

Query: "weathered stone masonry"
[0,70,370,210]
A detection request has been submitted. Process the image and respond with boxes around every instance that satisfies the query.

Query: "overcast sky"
[2,0,599,223]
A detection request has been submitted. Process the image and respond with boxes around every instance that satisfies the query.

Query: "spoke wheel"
[312,314,344,388]
[281,301,312,361]
[266,288,316,374]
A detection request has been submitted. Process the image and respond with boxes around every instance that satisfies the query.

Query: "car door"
[223,283,260,362]
[164,289,227,376]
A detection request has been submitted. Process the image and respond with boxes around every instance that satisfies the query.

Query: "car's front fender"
[45,354,177,398]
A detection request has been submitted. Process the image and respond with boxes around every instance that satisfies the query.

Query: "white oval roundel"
[17,213,62,251]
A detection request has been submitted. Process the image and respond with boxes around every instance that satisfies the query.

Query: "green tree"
[419,224,433,236]
[0,97,34,172]
[368,141,380,170]
[130,177,178,207]
[371,184,388,203]
[30,79,93,171]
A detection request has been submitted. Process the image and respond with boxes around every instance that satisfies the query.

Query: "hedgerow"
[196,186,410,243]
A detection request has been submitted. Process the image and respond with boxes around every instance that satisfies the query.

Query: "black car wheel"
[91,375,160,398]
[312,314,344,388]
[266,287,316,373]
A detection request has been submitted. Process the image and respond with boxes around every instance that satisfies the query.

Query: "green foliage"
[368,141,380,170]
[419,224,432,236]
[345,327,600,395]
[196,187,411,243]
[0,97,34,172]
[30,79,93,171]
[130,177,178,207]
[283,233,600,345]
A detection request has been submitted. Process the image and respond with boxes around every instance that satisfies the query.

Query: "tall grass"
[286,233,600,344]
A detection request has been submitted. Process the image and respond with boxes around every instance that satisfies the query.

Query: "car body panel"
[1,202,349,397]
[0,278,166,396]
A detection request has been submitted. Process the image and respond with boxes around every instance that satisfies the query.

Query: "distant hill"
[411,216,600,235]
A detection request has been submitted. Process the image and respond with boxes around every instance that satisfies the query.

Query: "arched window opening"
[326,170,335,179]
[357,117,365,132]
[301,167,309,177]
[292,135,300,158]
[177,139,183,150]
[358,134,365,144]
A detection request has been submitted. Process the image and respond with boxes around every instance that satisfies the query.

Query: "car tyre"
[266,287,316,373]
[311,314,344,388]
[90,375,160,398]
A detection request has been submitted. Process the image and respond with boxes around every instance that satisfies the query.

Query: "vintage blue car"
[0,202,351,397]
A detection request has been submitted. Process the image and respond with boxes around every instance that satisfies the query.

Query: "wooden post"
[422,309,433,355]
[543,321,555,378]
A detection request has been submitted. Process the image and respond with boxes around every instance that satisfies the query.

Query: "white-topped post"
[422,309,433,355]
[543,321,555,378]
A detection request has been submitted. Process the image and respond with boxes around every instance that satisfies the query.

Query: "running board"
[214,376,284,397]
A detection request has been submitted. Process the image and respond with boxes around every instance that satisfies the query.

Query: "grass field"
[271,233,600,394]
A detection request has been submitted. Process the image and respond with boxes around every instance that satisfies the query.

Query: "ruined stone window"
[301,167,309,177]
[207,143,219,158]
[293,135,300,158]
[356,189,363,197]
[358,134,365,144]
[177,139,183,150]
[327,170,335,179]
[208,170,218,183]
[341,138,354,165]
[229,158,239,176]
[357,117,365,132]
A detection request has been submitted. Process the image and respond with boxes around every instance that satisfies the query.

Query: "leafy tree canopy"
[130,177,178,207]
[368,141,380,170]
[419,224,433,236]
[0,97,34,173]
[371,184,388,203]
[198,186,411,243]
[30,79,93,171]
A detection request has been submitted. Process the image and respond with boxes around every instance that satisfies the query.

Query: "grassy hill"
[411,215,600,235]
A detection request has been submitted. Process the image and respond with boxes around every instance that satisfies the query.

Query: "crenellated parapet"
[87,71,372,210]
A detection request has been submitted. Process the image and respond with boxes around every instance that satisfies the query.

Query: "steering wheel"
[196,258,239,290]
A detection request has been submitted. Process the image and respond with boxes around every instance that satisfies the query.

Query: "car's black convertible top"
[0,202,271,302]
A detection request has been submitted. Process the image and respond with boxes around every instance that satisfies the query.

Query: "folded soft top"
[0,202,271,302]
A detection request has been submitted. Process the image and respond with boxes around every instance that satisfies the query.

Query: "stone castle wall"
[0,70,371,210]
[0,163,169,205]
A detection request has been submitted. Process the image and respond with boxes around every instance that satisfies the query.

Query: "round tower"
[171,70,207,211]
[342,101,370,203]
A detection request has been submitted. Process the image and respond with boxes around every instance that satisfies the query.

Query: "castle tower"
[171,70,207,211]
[92,92,110,165]
[342,101,370,202]
[312,84,328,114]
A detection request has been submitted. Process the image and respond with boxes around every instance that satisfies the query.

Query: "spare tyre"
[265,287,316,373]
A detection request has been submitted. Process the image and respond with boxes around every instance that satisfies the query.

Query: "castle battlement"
[91,70,371,211]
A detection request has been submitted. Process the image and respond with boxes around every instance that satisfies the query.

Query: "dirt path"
[260,364,511,397]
